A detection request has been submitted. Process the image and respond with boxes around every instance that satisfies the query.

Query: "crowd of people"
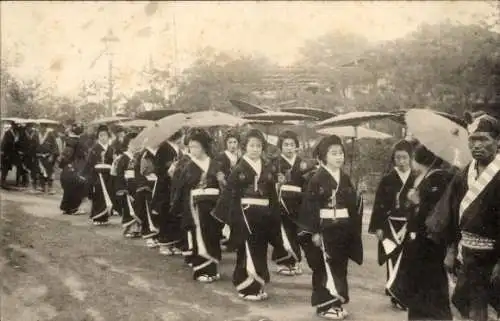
[1,111,499,321]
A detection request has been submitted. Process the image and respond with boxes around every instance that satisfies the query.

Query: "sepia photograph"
[1,1,499,321]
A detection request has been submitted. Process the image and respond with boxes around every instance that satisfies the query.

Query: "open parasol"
[390,109,467,128]
[281,107,336,121]
[185,110,248,128]
[128,113,189,153]
[229,99,269,114]
[405,109,472,168]
[35,118,60,125]
[120,119,154,128]
[243,111,317,123]
[90,116,130,126]
[315,111,394,128]
[318,126,392,140]
[135,109,182,121]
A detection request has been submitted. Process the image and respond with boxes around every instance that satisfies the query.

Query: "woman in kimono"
[368,140,416,310]
[59,123,87,215]
[298,135,363,320]
[395,144,453,320]
[214,129,241,250]
[114,147,141,238]
[85,125,114,225]
[213,128,281,301]
[36,124,59,194]
[135,146,160,248]
[271,130,310,276]
[172,129,224,282]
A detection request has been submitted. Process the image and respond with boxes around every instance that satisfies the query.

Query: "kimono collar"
[321,164,341,186]
[281,153,297,167]
[168,141,180,156]
[467,159,479,187]
[39,128,52,145]
[225,150,238,166]
[191,156,211,173]
[394,167,411,184]
[146,147,157,156]
[243,155,262,176]
[98,142,109,151]
[124,151,134,160]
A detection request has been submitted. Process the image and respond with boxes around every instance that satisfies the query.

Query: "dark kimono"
[1,128,19,186]
[114,152,141,232]
[23,129,40,188]
[432,156,500,321]
[298,166,363,312]
[169,153,194,259]
[36,129,59,189]
[85,143,114,223]
[153,141,182,247]
[173,157,223,279]
[271,154,310,267]
[213,156,281,296]
[368,168,417,304]
[59,135,88,214]
[214,150,240,244]
[392,169,453,320]
[134,148,159,239]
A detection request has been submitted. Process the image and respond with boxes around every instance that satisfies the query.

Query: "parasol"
[128,113,189,153]
[243,111,317,123]
[280,107,336,121]
[405,109,472,168]
[390,109,467,128]
[135,109,182,121]
[35,118,60,125]
[229,99,269,114]
[315,111,394,128]
[1,117,25,123]
[90,116,130,126]
[318,126,392,140]
[185,110,248,128]
[120,119,154,128]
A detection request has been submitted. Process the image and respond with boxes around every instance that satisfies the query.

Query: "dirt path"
[1,190,407,321]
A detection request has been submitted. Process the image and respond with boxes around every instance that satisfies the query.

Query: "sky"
[1,1,495,98]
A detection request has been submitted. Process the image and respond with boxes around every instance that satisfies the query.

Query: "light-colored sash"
[459,155,500,222]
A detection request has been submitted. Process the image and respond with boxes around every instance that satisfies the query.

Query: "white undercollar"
[191,156,210,173]
[243,155,262,176]
[394,167,411,184]
[321,164,341,185]
[281,154,297,167]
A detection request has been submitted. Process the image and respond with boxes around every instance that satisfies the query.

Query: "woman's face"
[226,137,239,153]
[325,145,344,169]
[245,137,263,161]
[188,140,205,159]
[98,131,109,145]
[281,138,297,157]
[394,150,411,172]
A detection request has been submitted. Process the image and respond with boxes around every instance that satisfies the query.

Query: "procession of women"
[3,102,498,321]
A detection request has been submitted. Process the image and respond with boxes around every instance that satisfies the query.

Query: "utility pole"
[101,29,119,117]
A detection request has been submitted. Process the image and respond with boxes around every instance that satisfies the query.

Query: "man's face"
[468,132,498,163]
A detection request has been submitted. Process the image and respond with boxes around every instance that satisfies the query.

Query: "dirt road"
[1,190,407,321]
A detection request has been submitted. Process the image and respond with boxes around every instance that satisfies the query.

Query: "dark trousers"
[232,205,276,295]
[452,247,500,321]
[59,165,86,213]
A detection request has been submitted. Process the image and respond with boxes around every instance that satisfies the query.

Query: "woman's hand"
[375,229,384,241]
[312,233,322,247]
[407,188,420,205]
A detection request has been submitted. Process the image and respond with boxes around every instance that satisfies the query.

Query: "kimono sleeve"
[297,175,322,235]
[368,175,391,234]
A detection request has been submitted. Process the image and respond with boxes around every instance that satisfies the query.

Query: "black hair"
[241,128,267,152]
[414,144,445,168]
[277,130,299,150]
[391,140,413,161]
[187,128,213,156]
[96,124,110,136]
[316,135,345,165]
